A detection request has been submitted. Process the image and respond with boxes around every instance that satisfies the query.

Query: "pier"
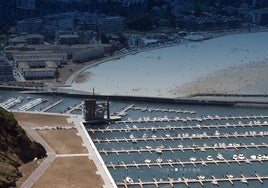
[41,99,63,112]
[88,119,268,134]
[132,106,196,114]
[116,104,135,116]
[117,114,268,124]
[117,174,268,188]
[65,102,83,114]
[18,98,47,111]
[99,143,268,155]
[92,132,268,143]
[107,158,268,169]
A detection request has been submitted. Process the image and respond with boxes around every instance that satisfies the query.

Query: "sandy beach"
[71,31,268,97]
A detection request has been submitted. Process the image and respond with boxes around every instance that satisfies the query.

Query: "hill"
[0,108,46,187]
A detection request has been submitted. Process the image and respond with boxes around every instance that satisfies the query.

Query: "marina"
[0,90,267,187]
[86,102,268,187]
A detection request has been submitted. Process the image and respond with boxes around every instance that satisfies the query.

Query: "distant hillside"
[0,108,46,187]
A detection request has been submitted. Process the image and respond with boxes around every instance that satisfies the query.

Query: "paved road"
[20,126,56,188]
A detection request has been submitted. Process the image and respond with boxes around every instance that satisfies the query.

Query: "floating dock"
[116,174,268,188]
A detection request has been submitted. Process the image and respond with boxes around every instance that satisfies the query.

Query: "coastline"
[69,31,268,98]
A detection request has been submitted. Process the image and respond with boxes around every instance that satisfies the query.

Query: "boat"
[207,155,213,161]
[151,134,157,138]
[238,154,245,160]
[232,154,238,160]
[190,157,196,162]
[250,155,256,159]
[124,128,130,133]
[151,127,157,132]
[211,179,219,185]
[165,134,171,138]
[155,148,163,154]
[167,159,173,163]
[217,153,224,160]
[156,157,162,163]
[125,176,134,183]
[144,159,151,164]
[198,175,205,180]
[200,147,206,152]
[26,96,32,100]
[145,146,152,150]
[241,178,248,184]
[142,134,148,138]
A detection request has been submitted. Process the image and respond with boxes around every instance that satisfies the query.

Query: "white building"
[18,61,57,79]
[13,51,68,66]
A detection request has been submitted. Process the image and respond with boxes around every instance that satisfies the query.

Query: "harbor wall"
[28,92,242,106]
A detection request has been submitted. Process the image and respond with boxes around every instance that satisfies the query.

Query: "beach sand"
[170,61,268,96]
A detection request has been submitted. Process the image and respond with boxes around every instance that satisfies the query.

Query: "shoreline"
[65,27,268,87]
[69,31,268,98]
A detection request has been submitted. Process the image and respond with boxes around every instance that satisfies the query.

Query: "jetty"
[99,143,268,155]
[116,174,268,188]
[41,99,63,112]
[88,119,268,134]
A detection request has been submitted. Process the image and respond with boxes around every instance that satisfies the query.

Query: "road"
[20,126,56,188]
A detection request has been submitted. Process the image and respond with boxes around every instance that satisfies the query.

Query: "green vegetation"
[0,108,46,187]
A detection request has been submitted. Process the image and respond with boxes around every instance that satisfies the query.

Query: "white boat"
[211,179,219,185]
[151,134,157,138]
[190,157,196,162]
[238,154,245,160]
[145,146,152,150]
[125,176,134,183]
[232,154,238,160]
[144,159,151,164]
[207,155,213,161]
[241,178,248,183]
[217,153,224,160]
[142,134,148,138]
[167,159,173,163]
[156,157,162,163]
[165,134,171,138]
[200,147,206,152]
[250,155,256,159]
[198,175,205,180]
[155,148,163,154]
